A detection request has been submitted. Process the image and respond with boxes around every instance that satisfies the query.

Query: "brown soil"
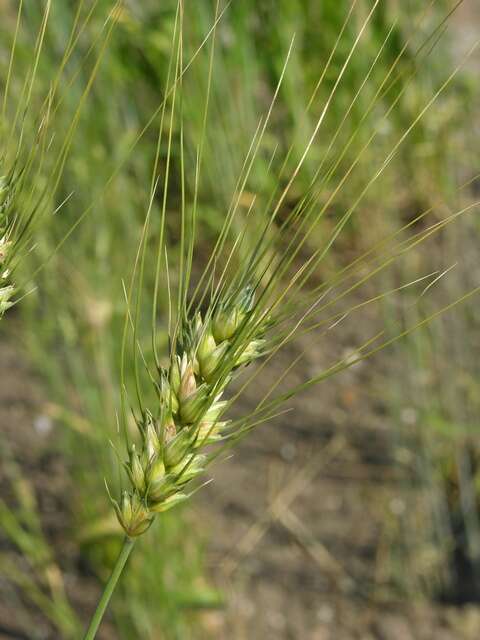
[0,337,116,640]
[192,328,480,640]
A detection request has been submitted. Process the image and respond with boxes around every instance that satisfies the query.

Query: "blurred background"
[1,0,480,638]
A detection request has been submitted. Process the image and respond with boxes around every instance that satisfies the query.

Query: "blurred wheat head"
[0,0,121,320]
[110,0,480,539]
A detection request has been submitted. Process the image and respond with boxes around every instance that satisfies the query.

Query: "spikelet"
[0,177,14,318]
[113,285,265,537]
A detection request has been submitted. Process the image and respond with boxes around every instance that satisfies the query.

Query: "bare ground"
[0,338,116,640]
[194,327,480,640]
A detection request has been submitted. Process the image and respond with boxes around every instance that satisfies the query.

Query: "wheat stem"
[83,537,135,640]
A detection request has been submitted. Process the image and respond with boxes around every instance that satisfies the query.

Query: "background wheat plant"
[0,0,117,324]
[1,0,480,638]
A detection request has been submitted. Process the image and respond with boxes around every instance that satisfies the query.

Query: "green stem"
[83,536,135,640]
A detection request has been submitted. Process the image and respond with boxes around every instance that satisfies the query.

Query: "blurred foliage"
[385,216,480,602]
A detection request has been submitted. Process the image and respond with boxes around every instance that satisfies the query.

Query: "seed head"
[114,285,268,537]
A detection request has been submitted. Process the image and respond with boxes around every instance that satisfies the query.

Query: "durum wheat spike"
[113,285,266,536]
